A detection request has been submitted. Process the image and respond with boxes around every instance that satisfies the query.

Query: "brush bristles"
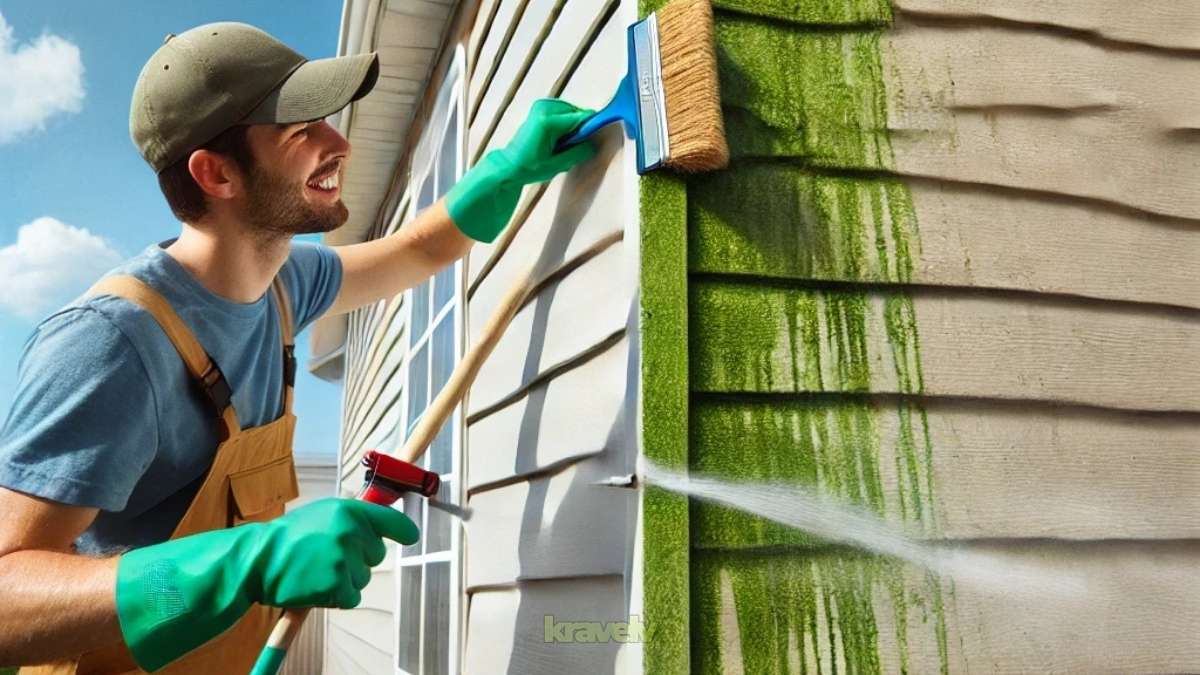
[656,0,728,172]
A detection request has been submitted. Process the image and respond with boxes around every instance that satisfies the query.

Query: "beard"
[241,162,349,238]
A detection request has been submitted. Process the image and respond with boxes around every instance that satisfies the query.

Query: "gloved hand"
[446,98,597,242]
[115,498,418,671]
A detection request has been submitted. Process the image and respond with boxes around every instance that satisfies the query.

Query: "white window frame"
[392,45,466,675]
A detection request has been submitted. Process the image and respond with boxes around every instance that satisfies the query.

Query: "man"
[0,22,595,673]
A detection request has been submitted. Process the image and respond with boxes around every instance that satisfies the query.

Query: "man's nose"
[312,119,350,160]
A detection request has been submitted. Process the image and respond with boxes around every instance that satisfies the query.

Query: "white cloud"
[0,217,123,320]
[0,12,84,144]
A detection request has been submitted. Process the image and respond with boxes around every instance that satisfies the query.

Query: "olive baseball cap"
[131,22,379,173]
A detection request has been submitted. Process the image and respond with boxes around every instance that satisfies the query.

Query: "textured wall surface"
[640,0,1200,673]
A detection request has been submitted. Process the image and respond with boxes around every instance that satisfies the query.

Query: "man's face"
[237,119,352,236]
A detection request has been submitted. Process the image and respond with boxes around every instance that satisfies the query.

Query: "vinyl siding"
[459,0,640,670]
[639,0,1200,673]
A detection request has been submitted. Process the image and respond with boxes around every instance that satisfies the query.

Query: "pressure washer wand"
[249,452,454,675]
[254,261,539,675]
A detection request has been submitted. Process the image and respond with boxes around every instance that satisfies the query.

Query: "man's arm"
[326,198,471,317]
[0,487,127,665]
[323,98,598,317]
[0,485,419,669]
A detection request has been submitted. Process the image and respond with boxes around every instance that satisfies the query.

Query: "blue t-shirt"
[0,241,342,555]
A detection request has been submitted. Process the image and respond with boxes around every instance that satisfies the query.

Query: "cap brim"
[241,52,379,125]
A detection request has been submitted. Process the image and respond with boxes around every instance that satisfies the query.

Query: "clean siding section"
[460,0,637,670]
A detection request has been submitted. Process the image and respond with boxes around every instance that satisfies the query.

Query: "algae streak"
[681,4,949,674]
[639,0,950,671]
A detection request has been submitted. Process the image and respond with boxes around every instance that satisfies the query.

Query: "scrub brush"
[557,0,728,174]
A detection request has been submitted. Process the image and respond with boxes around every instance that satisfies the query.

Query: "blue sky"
[0,1,349,461]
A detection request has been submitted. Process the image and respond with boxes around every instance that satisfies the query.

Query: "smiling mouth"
[306,167,341,195]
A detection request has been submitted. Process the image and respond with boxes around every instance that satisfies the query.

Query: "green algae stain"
[715,16,893,168]
[712,0,889,27]
[690,396,939,549]
[635,0,952,670]
[688,166,922,287]
[691,283,917,398]
[640,170,693,675]
[693,551,949,675]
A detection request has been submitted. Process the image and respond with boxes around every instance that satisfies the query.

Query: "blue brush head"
[554,14,668,174]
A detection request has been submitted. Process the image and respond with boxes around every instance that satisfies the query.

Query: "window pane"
[435,108,458,199]
[423,561,451,675]
[425,479,453,554]
[433,266,455,311]
[400,492,424,557]
[410,281,430,344]
[397,565,422,673]
[430,313,454,393]
[406,341,429,432]
[417,172,435,212]
[429,418,452,475]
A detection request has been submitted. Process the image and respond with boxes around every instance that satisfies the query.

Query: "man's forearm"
[326,198,473,316]
[0,551,126,666]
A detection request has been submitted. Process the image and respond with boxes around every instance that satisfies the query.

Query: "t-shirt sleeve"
[0,307,158,511]
[278,240,344,333]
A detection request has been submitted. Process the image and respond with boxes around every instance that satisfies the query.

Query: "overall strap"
[269,276,296,413]
[87,275,243,437]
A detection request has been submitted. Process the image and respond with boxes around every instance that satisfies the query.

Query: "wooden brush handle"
[262,265,537,665]
[400,265,535,464]
[267,607,309,650]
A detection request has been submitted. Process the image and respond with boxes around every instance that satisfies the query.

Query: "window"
[394,46,465,675]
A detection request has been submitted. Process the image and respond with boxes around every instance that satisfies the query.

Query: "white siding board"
[468,337,630,490]
[694,286,1200,412]
[326,629,395,675]
[942,542,1200,673]
[468,129,624,305]
[467,0,565,160]
[465,576,629,674]
[345,299,388,397]
[467,242,631,417]
[918,407,1200,539]
[465,9,626,289]
[342,300,404,434]
[325,607,394,660]
[472,0,623,161]
[893,0,1200,51]
[467,142,623,299]
[883,20,1200,221]
[343,354,402,455]
[693,398,1200,542]
[466,457,629,588]
[906,180,1200,309]
[467,0,504,76]
[467,0,532,121]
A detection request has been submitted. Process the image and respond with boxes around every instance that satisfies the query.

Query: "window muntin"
[393,46,465,675]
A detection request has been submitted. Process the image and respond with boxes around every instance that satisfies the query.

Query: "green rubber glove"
[115,498,418,672]
[446,98,597,242]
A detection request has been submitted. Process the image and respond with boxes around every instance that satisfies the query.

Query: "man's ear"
[187,150,241,201]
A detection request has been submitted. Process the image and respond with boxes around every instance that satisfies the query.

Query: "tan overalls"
[22,274,302,675]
